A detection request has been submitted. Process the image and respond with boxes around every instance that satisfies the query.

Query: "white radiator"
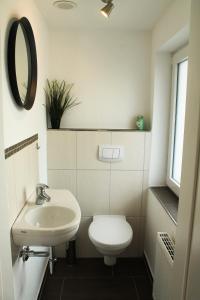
[153,232,174,300]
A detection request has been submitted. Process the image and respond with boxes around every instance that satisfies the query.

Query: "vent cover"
[154,233,174,299]
[53,1,77,10]
[159,232,175,261]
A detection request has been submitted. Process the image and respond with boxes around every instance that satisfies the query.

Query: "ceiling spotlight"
[53,1,77,10]
[101,0,114,18]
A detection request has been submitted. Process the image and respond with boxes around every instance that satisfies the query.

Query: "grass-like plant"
[45,79,80,129]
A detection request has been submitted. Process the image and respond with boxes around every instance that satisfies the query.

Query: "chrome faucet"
[36,183,51,205]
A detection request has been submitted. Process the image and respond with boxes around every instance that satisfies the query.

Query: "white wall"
[149,0,190,186]
[5,141,49,300]
[186,146,200,299]
[149,53,171,186]
[0,23,14,300]
[49,30,151,130]
[146,0,200,298]
[0,0,49,299]
[47,130,151,257]
[152,0,191,52]
[0,136,14,300]
[0,0,49,182]
[171,0,200,298]
[144,0,191,296]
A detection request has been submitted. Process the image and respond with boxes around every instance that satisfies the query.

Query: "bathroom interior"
[0,0,200,299]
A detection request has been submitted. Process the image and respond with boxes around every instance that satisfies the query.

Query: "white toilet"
[88,215,133,266]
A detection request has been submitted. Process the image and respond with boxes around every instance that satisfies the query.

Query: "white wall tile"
[76,217,142,258]
[77,170,110,216]
[5,142,39,227]
[138,217,145,256]
[76,217,100,257]
[14,147,32,214]
[10,239,21,263]
[47,131,76,169]
[141,171,149,217]
[111,132,145,170]
[55,218,100,258]
[121,217,140,257]
[55,242,67,258]
[110,171,143,216]
[144,132,151,170]
[47,131,149,258]
[48,170,76,196]
[5,156,17,228]
[77,131,111,170]
[28,143,39,193]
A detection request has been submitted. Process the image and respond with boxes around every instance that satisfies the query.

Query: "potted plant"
[45,79,80,129]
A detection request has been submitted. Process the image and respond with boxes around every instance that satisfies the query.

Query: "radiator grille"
[159,232,175,261]
[153,232,174,299]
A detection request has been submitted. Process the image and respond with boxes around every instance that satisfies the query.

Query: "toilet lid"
[89,215,133,246]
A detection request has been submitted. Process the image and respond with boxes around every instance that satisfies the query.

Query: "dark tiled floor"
[40,258,153,300]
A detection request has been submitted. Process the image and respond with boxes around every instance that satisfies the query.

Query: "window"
[167,47,188,196]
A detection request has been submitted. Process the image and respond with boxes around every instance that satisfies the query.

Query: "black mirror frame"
[7,17,37,110]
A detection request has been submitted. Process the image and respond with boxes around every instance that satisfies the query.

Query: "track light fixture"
[101,0,114,18]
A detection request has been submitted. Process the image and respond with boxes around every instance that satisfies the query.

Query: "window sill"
[150,186,178,225]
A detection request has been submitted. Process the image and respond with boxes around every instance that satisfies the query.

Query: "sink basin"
[25,206,76,228]
[12,189,81,246]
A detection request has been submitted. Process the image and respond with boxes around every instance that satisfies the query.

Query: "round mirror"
[7,17,37,110]
[15,24,29,103]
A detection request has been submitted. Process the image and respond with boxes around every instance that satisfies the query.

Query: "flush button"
[99,145,124,162]
[112,148,120,159]
[102,148,113,159]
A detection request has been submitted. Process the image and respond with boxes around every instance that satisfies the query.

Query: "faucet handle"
[36,183,49,195]
[37,183,49,189]
[36,184,51,204]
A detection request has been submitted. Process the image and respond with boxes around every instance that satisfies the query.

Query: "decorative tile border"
[5,134,38,159]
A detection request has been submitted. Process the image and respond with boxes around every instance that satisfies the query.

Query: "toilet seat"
[88,215,133,250]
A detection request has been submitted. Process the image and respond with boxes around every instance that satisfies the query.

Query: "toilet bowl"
[88,215,133,266]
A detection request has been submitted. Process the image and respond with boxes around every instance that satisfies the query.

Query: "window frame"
[167,46,188,196]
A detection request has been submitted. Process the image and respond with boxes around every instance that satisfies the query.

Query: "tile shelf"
[47,128,151,132]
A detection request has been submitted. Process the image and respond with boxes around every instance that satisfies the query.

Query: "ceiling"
[35,0,174,30]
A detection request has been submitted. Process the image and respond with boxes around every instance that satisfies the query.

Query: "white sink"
[25,206,76,228]
[12,189,81,246]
